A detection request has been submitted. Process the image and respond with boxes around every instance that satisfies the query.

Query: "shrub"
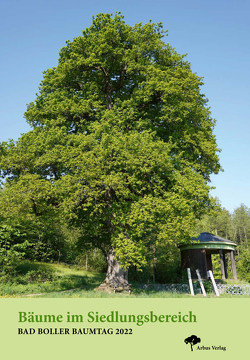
[0,225,30,278]
[236,250,250,282]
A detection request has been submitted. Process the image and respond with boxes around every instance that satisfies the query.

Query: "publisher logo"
[184,335,227,352]
[184,335,201,351]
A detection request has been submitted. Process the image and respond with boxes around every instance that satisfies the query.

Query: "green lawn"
[0,261,249,298]
[0,261,105,297]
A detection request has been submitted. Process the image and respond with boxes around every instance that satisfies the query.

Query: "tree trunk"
[86,251,88,270]
[105,248,128,285]
[96,248,131,293]
[57,250,61,264]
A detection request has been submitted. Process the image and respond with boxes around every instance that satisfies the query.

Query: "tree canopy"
[0,13,221,285]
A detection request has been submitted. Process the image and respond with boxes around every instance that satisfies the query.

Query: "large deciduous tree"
[0,13,221,289]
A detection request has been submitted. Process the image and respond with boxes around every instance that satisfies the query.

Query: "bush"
[23,269,57,282]
[236,250,250,282]
[128,265,152,283]
[0,225,30,278]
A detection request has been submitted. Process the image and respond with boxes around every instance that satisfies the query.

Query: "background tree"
[232,204,250,250]
[0,224,29,279]
[0,13,221,289]
[194,206,233,238]
[231,204,250,281]
[195,204,250,281]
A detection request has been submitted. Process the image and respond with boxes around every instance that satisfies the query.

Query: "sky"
[0,0,249,214]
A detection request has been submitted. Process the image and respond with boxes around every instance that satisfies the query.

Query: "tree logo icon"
[184,335,201,351]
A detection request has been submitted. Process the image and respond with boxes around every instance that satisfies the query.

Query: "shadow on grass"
[16,261,56,274]
[56,273,106,291]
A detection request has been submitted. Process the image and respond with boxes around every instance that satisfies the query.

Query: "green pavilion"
[178,232,237,280]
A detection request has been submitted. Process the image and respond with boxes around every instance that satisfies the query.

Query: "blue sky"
[1,0,249,213]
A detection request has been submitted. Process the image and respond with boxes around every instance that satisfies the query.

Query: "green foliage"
[195,203,250,246]
[235,248,250,282]
[154,243,181,283]
[194,206,233,239]
[195,204,250,282]
[0,13,222,276]
[200,280,213,294]
[0,225,30,277]
[232,204,250,248]
[74,249,107,272]
[22,268,57,283]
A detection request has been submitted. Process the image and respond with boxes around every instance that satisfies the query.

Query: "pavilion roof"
[192,232,236,244]
[178,232,237,251]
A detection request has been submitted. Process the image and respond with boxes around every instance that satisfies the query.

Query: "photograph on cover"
[0,0,250,358]
[1,0,249,301]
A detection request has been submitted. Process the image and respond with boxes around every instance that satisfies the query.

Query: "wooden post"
[187,268,194,296]
[207,270,219,296]
[223,253,228,279]
[206,253,213,271]
[230,251,237,280]
[86,251,88,271]
[219,249,225,280]
[196,269,207,297]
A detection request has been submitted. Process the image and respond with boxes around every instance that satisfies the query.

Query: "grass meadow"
[0,261,248,298]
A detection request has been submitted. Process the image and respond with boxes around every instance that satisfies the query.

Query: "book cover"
[1,1,249,359]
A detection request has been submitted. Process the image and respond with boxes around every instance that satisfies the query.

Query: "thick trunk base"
[95,249,131,294]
